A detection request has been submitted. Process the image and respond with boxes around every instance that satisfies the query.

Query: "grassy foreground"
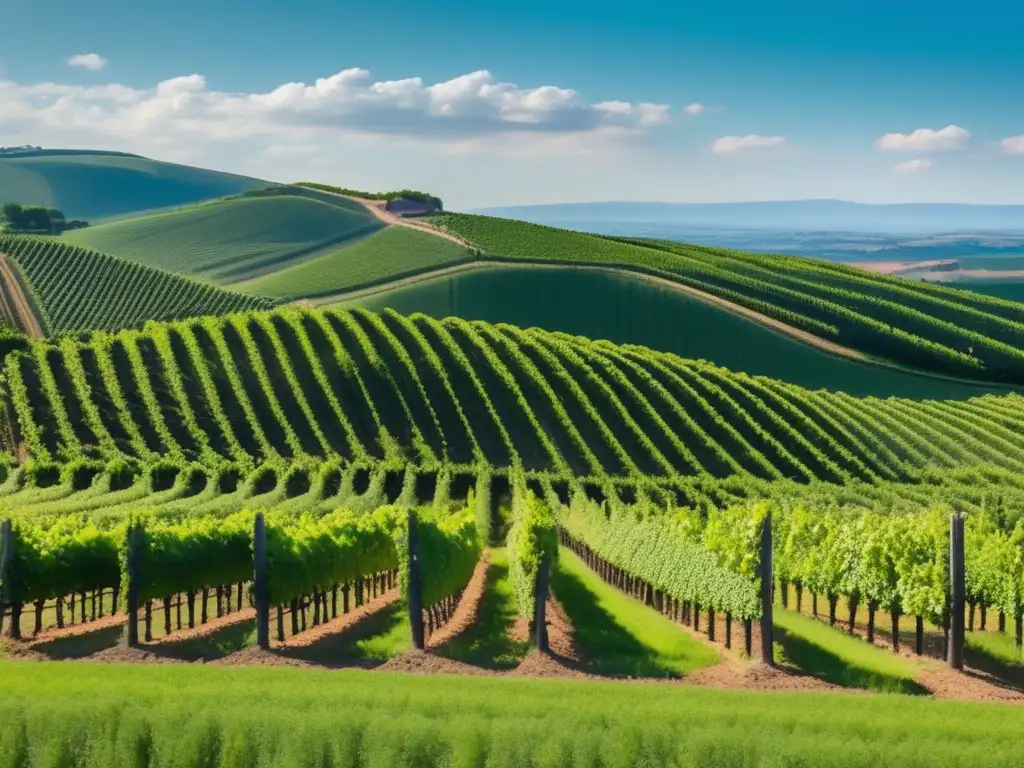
[0,660,1022,767]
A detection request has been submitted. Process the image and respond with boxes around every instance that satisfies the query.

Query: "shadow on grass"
[29,626,122,660]
[964,632,1024,692]
[142,619,257,662]
[277,602,410,668]
[773,624,929,695]
[437,555,530,670]
[551,562,680,678]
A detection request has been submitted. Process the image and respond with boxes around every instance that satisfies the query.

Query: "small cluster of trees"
[295,182,443,210]
[0,203,88,234]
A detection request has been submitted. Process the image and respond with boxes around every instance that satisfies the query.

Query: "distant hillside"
[0,235,275,333]
[472,200,1024,234]
[239,225,472,299]
[430,213,1024,385]
[0,150,270,221]
[64,188,382,282]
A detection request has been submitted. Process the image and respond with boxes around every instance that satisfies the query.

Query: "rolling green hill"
[0,150,270,221]
[8,306,1024,485]
[63,190,381,282]
[0,235,275,333]
[240,225,472,298]
[429,213,1024,386]
[339,264,999,399]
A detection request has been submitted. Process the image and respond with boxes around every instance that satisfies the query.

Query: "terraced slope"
[240,225,472,299]
[64,191,382,282]
[0,236,275,333]
[6,306,1024,486]
[0,150,269,220]
[431,214,1024,385]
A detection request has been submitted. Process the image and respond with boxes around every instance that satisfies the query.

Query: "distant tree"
[0,202,88,234]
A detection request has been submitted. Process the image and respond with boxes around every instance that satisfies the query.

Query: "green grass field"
[2,660,1022,767]
[241,225,471,299]
[553,548,720,677]
[343,264,1002,398]
[0,150,269,220]
[63,194,380,282]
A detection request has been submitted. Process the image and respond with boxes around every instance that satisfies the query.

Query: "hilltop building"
[384,198,441,216]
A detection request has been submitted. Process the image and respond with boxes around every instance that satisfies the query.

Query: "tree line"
[1,203,89,234]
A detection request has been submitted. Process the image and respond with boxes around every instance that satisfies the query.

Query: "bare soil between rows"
[0,253,45,338]
[5,573,1024,703]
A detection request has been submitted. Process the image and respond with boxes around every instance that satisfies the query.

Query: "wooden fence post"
[534,551,550,652]
[0,520,11,638]
[948,513,965,670]
[760,511,775,667]
[254,512,269,650]
[407,510,425,650]
[123,523,140,648]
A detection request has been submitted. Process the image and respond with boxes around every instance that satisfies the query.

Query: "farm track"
[425,549,492,649]
[0,253,45,338]
[342,195,473,248]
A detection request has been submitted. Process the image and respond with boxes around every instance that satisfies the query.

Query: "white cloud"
[0,67,672,151]
[875,125,969,152]
[712,134,786,155]
[1001,136,1024,155]
[682,103,704,115]
[892,158,931,174]
[67,53,107,71]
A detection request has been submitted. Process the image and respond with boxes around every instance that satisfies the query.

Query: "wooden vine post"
[407,510,425,650]
[948,512,965,670]
[123,524,140,648]
[253,512,270,650]
[0,520,12,638]
[534,551,551,652]
[759,511,775,667]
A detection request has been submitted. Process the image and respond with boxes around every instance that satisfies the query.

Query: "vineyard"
[241,225,472,299]
[431,213,1024,384]
[64,192,382,283]
[4,302,1024,765]
[340,263,1002,399]
[2,306,1024,662]
[2,184,1024,762]
[4,307,1024,483]
[0,236,275,333]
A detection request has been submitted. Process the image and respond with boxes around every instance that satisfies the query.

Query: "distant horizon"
[472,198,1024,210]
[4,0,1023,211]
[6,146,1024,212]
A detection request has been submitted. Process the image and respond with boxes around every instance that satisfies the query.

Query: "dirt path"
[375,552,498,676]
[425,550,492,649]
[322,192,473,248]
[0,254,45,338]
[509,595,591,678]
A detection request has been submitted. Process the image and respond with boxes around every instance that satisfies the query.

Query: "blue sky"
[2,0,1023,207]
